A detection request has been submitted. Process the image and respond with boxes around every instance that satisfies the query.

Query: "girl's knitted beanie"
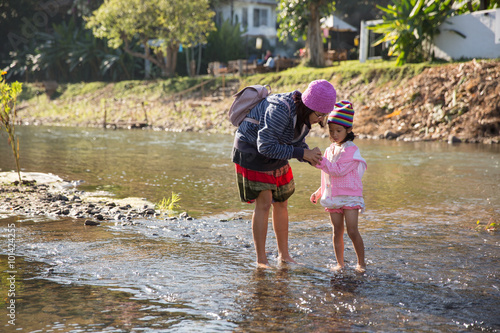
[328,100,354,127]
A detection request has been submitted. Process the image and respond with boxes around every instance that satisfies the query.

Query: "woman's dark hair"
[292,92,325,128]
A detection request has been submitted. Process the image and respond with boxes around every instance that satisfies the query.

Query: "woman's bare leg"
[272,200,296,263]
[253,190,273,267]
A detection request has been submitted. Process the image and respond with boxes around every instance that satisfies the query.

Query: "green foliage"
[6,17,140,82]
[454,0,500,14]
[277,0,335,42]
[205,20,247,63]
[370,0,455,66]
[156,192,181,216]
[476,218,498,232]
[86,0,216,77]
[0,71,23,182]
[277,0,336,67]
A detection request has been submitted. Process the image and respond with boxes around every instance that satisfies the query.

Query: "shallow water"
[0,126,499,332]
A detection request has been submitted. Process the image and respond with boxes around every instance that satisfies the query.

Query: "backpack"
[229,84,271,126]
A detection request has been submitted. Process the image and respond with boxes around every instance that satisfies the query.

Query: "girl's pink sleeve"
[315,157,359,177]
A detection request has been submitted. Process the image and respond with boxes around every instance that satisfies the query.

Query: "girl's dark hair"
[293,92,325,128]
[343,130,356,143]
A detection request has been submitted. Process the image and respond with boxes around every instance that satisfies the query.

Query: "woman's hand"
[303,147,322,166]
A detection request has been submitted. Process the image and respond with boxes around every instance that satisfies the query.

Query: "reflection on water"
[0,126,499,332]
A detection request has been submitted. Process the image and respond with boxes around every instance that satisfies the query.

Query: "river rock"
[448,135,462,144]
[84,220,100,226]
[384,130,399,140]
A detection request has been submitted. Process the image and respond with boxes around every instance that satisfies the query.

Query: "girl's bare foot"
[331,264,344,272]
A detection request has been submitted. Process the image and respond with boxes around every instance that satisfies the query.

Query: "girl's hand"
[310,192,318,204]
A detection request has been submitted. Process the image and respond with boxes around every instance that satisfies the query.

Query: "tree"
[86,0,216,77]
[277,0,335,67]
[0,71,23,183]
[370,0,455,66]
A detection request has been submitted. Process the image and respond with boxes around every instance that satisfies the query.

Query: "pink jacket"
[314,141,367,199]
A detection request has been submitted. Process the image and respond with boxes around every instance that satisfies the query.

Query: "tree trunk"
[164,44,178,77]
[307,2,325,67]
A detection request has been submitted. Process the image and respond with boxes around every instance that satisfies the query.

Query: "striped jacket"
[235,91,309,160]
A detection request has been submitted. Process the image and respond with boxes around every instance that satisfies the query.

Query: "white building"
[215,0,278,46]
[359,9,500,62]
[432,9,500,61]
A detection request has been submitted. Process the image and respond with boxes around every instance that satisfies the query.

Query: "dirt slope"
[342,59,500,143]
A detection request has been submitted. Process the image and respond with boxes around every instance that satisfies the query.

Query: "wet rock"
[114,213,126,220]
[179,212,193,220]
[384,130,399,140]
[448,135,462,144]
[95,214,104,220]
[84,220,100,226]
[55,194,69,201]
[143,208,156,215]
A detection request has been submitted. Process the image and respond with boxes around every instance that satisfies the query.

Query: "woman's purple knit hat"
[302,79,337,114]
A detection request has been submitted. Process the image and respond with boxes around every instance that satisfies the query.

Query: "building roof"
[321,15,358,32]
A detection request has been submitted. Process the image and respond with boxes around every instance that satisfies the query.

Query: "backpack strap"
[244,95,291,125]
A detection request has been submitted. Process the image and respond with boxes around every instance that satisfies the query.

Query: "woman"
[232,79,337,267]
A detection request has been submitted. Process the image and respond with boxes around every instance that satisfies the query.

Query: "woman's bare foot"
[355,264,366,273]
[278,255,297,265]
[256,261,273,269]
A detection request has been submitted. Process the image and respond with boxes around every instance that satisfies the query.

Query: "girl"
[310,100,367,273]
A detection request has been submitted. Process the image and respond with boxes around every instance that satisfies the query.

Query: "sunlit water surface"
[0,126,499,332]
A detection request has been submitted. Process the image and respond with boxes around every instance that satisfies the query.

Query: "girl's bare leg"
[329,212,345,270]
[344,209,366,272]
[272,200,296,264]
[253,190,273,267]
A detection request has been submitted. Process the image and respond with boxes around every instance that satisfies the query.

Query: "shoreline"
[0,172,190,225]
[14,59,500,145]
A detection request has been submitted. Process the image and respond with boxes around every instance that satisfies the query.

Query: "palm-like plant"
[370,0,455,65]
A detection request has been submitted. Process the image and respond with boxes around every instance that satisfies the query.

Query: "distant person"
[310,100,367,273]
[232,80,337,268]
[264,50,272,61]
[263,56,275,69]
[258,50,273,66]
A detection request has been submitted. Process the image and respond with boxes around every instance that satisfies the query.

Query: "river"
[0,126,499,332]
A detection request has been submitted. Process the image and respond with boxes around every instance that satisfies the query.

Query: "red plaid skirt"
[235,163,295,203]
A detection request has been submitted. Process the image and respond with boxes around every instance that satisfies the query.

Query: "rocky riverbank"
[349,59,500,144]
[0,172,191,225]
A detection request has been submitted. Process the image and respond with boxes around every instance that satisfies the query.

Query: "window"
[253,8,268,27]
[242,8,248,28]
